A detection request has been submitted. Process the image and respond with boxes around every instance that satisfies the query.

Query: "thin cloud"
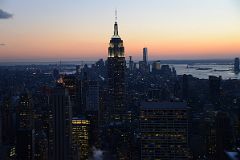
[0,43,6,46]
[0,9,13,19]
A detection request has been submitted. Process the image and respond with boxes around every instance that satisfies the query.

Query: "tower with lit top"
[107,11,126,123]
[105,12,132,159]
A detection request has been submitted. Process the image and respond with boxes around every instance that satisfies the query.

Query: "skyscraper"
[107,14,126,123]
[140,102,190,160]
[143,47,148,64]
[152,60,161,74]
[34,131,48,160]
[182,74,189,101]
[215,112,233,160]
[72,117,90,160]
[129,56,134,72]
[209,76,221,102]
[105,13,132,159]
[139,47,149,73]
[234,57,240,73]
[48,86,72,160]
[62,74,82,116]
[86,80,99,112]
[16,91,34,160]
[0,96,15,145]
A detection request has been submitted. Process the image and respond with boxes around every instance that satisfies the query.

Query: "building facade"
[140,102,190,160]
[48,86,72,160]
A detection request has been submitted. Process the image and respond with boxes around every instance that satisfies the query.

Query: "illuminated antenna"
[115,9,117,22]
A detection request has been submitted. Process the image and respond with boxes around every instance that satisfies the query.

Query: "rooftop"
[141,102,188,110]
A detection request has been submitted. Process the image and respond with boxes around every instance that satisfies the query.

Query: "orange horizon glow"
[1,0,240,60]
[1,33,240,60]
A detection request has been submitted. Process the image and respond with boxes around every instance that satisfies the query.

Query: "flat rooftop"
[141,102,188,110]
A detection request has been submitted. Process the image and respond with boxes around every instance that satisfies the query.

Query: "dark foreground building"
[105,15,132,159]
[140,102,190,160]
[48,86,72,160]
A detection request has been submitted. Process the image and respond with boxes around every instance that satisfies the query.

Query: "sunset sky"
[0,0,240,61]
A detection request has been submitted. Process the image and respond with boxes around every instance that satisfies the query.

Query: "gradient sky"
[0,0,240,61]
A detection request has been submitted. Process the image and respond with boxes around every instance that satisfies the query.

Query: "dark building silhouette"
[140,102,190,160]
[129,56,134,72]
[209,76,221,102]
[234,57,240,73]
[182,74,189,101]
[215,112,233,160]
[0,96,15,145]
[34,130,48,160]
[76,65,81,75]
[143,47,148,64]
[53,68,60,81]
[139,48,149,73]
[152,61,161,74]
[48,86,72,160]
[107,17,126,123]
[16,91,34,160]
[62,74,82,116]
[105,15,132,159]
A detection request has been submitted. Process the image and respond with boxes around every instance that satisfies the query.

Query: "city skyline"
[0,0,240,61]
[0,6,240,159]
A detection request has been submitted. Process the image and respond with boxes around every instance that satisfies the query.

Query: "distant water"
[170,64,240,80]
[0,60,239,80]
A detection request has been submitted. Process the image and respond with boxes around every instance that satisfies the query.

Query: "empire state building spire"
[108,10,124,57]
[114,10,118,36]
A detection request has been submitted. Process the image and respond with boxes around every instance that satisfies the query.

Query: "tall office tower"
[85,80,100,147]
[140,102,190,160]
[209,76,221,102]
[106,14,132,159]
[107,14,126,123]
[143,47,148,64]
[152,61,161,74]
[0,96,15,145]
[86,80,99,112]
[76,65,81,75]
[16,91,34,160]
[203,112,217,158]
[139,48,149,73]
[34,131,48,160]
[215,112,233,160]
[99,88,109,127]
[182,74,189,101]
[52,68,60,81]
[129,56,134,71]
[48,86,72,160]
[95,59,106,76]
[72,117,90,160]
[62,75,82,116]
[234,57,240,73]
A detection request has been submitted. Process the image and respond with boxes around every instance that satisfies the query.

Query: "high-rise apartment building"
[234,57,240,73]
[72,117,90,160]
[48,86,72,160]
[140,102,190,160]
[16,91,34,160]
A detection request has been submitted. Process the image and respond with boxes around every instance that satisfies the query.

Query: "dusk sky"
[0,0,240,61]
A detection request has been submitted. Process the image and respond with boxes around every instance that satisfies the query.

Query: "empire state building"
[105,14,132,160]
[107,16,126,123]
